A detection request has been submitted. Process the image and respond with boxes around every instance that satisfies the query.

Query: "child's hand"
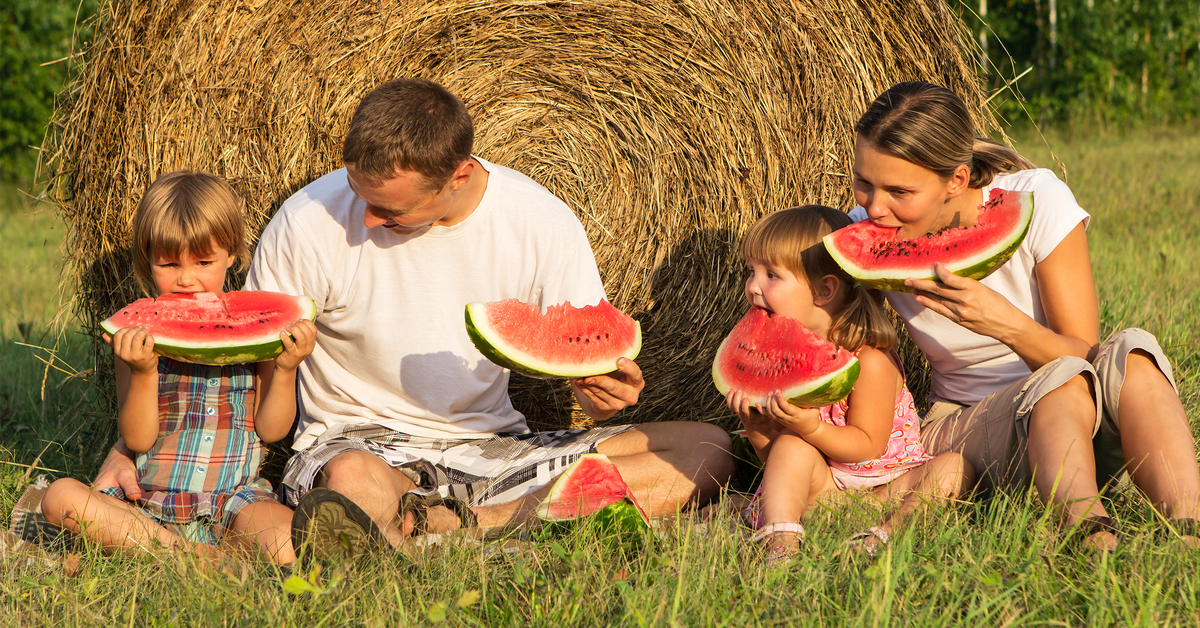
[762,391,821,438]
[105,327,158,374]
[726,389,775,436]
[274,319,317,372]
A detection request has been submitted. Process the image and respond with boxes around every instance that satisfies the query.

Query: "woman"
[847,81,1199,550]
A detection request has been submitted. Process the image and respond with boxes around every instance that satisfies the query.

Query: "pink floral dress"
[743,353,933,528]
[820,376,932,490]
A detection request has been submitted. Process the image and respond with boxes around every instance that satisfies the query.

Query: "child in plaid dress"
[41,171,316,565]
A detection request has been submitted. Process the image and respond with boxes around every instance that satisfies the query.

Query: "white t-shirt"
[247,158,607,449]
[848,168,1090,406]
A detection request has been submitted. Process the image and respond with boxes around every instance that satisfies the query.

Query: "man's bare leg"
[423,422,735,532]
[314,449,418,548]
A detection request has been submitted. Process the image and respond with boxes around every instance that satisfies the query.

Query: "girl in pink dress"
[726,205,976,563]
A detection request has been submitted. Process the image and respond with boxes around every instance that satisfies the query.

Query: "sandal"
[398,492,478,536]
[751,522,804,566]
[847,526,890,556]
[291,488,388,561]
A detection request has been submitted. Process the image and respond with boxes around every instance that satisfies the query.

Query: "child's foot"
[751,522,804,566]
[1074,516,1119,552]
[847,526,890,556]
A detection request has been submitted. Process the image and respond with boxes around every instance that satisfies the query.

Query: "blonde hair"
[739,205,896,352]
[131,171,249,296]
[855,82,1035,188]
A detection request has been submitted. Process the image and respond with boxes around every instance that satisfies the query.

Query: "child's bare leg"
[757,432,836,554]
[41,478,208,555]
[863,453,975,550]
[224,501,296,565]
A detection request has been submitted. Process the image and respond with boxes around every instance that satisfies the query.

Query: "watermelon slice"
[536,453,650,529]
[465,299,641,379]
[823,188,1034,292]
[101,291,317,365]
[712,307,860,408]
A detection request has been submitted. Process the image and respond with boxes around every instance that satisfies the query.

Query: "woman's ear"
[812,274,841,307]
[946,163,971,198]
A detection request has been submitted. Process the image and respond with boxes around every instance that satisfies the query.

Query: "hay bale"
[45,0,993,432]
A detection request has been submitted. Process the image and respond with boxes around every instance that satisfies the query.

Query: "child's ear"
[812,275,841,306]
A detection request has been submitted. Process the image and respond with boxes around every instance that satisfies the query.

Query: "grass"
[2,124,1200,626]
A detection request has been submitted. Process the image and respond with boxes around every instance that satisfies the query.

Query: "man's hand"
[571,357,644,421]
[92,440,141,500]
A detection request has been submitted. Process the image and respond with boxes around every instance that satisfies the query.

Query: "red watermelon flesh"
[101,291,317,365]
[465,299,641,379]
[536,453,649,524]
[822,188,1034,292]
[712,307,860,408]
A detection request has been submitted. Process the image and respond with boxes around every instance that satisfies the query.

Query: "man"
[98,78,733,555]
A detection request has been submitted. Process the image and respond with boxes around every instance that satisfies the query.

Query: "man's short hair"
[342,78,474,190]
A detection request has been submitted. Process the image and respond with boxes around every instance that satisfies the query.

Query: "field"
[2,124,1199,626]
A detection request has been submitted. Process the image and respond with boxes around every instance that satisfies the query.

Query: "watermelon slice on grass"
[823,188,1034,292]
[536,454,650,538]
[465,299,641,379]
[101,291,317,366]
[712,308,860,408]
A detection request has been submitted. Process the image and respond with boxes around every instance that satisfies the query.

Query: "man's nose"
[363,206,388,228]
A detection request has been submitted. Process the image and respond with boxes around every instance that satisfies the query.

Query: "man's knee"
[316,450,396,492]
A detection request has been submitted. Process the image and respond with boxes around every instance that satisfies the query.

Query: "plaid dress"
[100,357,278,544]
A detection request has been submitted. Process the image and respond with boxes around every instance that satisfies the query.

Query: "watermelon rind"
[823,190,1034,292]
[711,336,861,409]
[465,301,642,379]
[101,293,317,365]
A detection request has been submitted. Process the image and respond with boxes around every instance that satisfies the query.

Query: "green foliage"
[961,0,1200,124]
[0,0,97,183]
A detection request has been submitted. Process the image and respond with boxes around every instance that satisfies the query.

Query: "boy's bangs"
[147,201,222,261]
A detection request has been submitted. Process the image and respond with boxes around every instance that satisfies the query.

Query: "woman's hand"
[105,327,158,374]
[762,391,822,438]
[905,263,1025,343]
[571,357,644,421]
[905,223,1098,370]
[274,319,317,372]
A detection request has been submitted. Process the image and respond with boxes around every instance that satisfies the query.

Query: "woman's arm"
[762,347,901,463]
[253,320,317,444]
[905,222,1099,371]
[110,328,161,453]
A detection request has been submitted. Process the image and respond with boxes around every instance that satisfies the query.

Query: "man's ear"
[812,275,841,306]
[448,159,474,191]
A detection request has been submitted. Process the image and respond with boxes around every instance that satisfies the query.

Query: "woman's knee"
[1033,373,1097,431]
